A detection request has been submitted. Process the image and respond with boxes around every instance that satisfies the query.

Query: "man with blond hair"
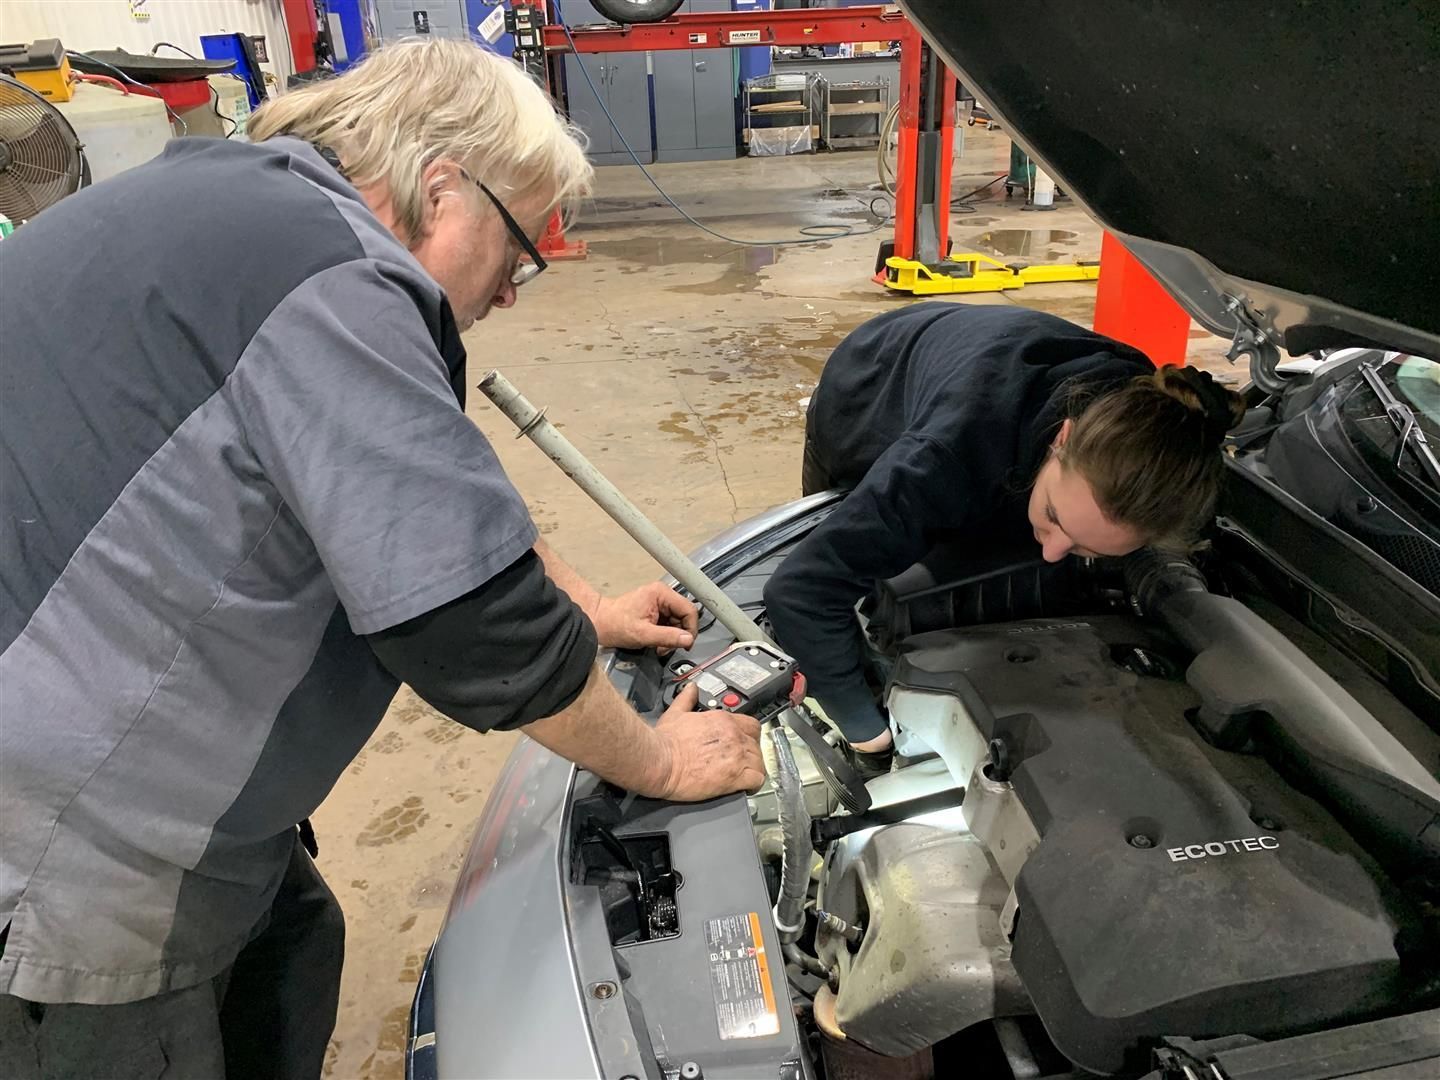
[0,40,763,1078]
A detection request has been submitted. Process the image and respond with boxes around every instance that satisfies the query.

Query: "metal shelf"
[743,73,820,155]
[820,77,890,150]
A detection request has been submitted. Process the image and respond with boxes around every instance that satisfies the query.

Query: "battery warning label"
[704,912,780,1040]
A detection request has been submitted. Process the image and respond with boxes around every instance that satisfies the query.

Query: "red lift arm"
[539,6,912,52]
[533,4,949,270]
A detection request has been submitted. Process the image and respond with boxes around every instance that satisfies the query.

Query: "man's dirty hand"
[648,683,766,801]
[592,582,699,653]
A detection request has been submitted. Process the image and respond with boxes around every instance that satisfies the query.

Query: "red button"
[721,692,742,708]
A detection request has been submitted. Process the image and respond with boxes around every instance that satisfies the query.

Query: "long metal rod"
[479,370,774,647]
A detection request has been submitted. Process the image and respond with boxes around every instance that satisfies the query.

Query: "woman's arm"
[763,435,963,744]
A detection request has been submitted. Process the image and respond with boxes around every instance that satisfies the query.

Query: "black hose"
[810,787,968,851]
[1127,551,1440,875]
[784,941,830,979]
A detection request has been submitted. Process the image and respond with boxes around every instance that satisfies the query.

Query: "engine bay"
[821,613,1428,1075]
[573,515,1440,1080]
[751,538,1438,1077]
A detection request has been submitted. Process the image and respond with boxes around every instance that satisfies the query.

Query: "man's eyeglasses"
[459,168,547,287]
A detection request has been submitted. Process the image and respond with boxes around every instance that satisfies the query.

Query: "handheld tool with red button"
[670,642,873,814]
[670,641,805,723]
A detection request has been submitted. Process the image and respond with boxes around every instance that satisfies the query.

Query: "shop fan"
[0,74,87,224]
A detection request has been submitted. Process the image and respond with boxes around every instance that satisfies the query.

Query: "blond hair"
[249,39,591,243]
[1060,365,1247,549]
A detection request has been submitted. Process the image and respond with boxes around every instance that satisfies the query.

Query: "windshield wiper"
[1359,360,1440,489]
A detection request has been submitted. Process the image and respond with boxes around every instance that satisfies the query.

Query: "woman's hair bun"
[1152,365,1246,446]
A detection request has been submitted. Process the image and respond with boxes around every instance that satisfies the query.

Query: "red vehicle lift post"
[281,0,320,75]
[526,4,950,274]
[1092,232,1192,366]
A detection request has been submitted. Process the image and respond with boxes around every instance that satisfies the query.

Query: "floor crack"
[673,376,739,525]
[593,295,628,347]
[592,294,736,521]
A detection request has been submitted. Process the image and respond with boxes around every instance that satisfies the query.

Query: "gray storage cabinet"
[652,0,738,162]
[560,0,653,165]
[371,0,469,40]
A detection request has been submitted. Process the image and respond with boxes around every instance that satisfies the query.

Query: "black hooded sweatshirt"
[763,303,1153,741]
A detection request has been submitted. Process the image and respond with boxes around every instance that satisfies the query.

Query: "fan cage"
[0,76,85,223]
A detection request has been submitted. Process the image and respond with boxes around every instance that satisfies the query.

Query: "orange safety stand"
[540,211,587,260]
[1092,232,1190,366]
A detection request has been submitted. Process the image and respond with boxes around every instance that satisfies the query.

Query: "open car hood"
[901,1,1440,372]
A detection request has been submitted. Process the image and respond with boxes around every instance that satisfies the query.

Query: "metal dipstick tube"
[478,370,774,647]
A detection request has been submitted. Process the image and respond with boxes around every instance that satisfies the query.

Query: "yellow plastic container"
[15,54,75,103]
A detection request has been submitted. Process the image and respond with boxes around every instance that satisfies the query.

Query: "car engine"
[766,544,1440,1078]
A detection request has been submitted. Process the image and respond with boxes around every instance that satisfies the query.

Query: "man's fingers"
[741,765,768,795]
[654,587,700,639]
[672,681,700,710]
[648,624,694,652]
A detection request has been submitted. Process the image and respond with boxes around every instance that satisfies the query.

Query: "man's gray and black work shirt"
[0,138,567,1004]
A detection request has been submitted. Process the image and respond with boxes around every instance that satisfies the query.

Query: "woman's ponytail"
[1059,365,1246,550]
[1151,366,1247,449]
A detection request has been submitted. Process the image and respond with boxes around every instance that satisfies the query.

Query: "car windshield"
[1393,355,1440,429]
[1351,355,1440,493]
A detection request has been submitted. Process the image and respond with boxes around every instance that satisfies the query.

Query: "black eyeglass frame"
[459,168,548,286]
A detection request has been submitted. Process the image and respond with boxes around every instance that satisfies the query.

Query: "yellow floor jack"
[880,250,1101,295]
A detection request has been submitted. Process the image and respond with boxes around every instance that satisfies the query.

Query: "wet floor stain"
[969,228,1080,259]
[584,228,859,297]
[586,234,777,273]
[374,1004,411,1052]
[422,720,465,746]
[390,694,434,727]
[658,411,709,447]
[356,796,429,847]
[371,731,405,755]
[398,950,425,985]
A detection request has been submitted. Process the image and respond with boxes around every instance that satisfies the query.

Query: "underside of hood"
[902,0,1440,363]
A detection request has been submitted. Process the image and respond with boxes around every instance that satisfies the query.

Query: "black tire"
[587,0,684,23]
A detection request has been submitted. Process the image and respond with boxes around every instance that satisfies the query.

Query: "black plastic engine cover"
[870,541,1117,649]
[892,617,1425,1076]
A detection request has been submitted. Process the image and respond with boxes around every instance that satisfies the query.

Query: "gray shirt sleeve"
[228,257,537,634]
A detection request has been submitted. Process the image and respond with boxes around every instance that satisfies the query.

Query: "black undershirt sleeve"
[366,550,598,733]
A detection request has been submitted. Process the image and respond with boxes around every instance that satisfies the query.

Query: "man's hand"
[648,683,766,801]
[592,582,699,653]
[523,667,765,805]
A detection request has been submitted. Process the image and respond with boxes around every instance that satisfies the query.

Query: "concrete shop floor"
[315,126,1239,1079]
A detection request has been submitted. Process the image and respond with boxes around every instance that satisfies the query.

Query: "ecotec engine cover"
[890,617,1422,1075]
